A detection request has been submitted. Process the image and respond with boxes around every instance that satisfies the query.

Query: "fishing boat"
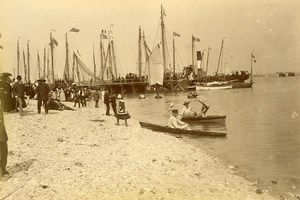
[139,121,227,137]
[181,115,226,123]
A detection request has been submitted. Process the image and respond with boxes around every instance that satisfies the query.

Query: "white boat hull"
[196,85,233,91]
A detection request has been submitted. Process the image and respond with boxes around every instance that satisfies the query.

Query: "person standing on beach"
[104,90,110,116]
[110,92,117,116]
[73,88,81,108]
[36,78,50,114]
[13,75,25,116]
[93,88,100,108]
[0,103,9,180]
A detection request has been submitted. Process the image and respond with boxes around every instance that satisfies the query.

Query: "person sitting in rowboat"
[180,100,197,117]
[197,96,210,117]
[138,94,146,99]
[168,109,190,130]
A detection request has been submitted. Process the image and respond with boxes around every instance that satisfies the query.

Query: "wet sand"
[0,101,278,199]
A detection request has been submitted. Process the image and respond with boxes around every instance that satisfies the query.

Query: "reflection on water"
[124,76,300,198]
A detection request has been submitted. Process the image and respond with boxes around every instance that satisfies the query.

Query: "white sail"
[148,44,164,86]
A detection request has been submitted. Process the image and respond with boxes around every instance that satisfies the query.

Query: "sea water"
[124,76,300,198]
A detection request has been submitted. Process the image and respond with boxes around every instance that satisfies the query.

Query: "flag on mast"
[192,35,200,42]
[52,38,58,46]
[173,32,180,37]
[70,28,80,32]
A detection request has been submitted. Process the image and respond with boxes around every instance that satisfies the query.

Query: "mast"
[50,32,55,84]
[65,33,69,80]
[93,44,96,84]
[192,35,195,68]
[108,42,112,79]
[17,39,20,76]
[72,52,75,81]
[216,38,224,75]
[143,32,150,61]
[205,47,211,83]
[173,34,175,75]
[100,30,105,80]
[43,47,46,77]
[160,4,167,71]
[47,48,50,83]
[37,51,41,79]
[22,50,27,83]
[138,26,142,77]
[250,53,254,83]
[27,40,30,82]
[111,40,117,79]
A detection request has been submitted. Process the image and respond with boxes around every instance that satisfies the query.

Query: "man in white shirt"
[168,109,190,130]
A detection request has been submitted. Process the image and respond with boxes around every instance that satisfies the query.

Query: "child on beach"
[115,99,131,126]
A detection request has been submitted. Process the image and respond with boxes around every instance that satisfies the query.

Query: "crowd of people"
[0,72,213,181]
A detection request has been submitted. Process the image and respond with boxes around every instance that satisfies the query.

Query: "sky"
[0,0,299,80]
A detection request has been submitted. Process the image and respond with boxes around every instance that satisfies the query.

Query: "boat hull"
[232,82,253,88]
[181,115,226,123]
[196,85,232,91]
[139,121,226,137]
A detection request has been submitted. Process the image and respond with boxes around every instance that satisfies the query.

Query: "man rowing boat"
[197,95,210,117]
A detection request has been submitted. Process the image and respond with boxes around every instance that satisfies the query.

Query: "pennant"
[208,47,212,51]
[70,28,80,32]
[252,53,255,58]
[0,45,3,49]
[173,32,180,37]
[192,35,200,42]
[52,38,58,46]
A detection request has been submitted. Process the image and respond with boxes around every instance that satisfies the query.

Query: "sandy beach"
[0,100,278,200]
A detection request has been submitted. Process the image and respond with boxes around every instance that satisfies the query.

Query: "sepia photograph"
[0,0,299,199]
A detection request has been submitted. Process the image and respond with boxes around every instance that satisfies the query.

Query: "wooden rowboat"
[139,121,227,137]
[181,115,226,123]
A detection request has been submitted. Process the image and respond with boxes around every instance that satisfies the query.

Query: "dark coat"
[0,108,8,142]
[13,82,25,98]
[104,93,110,104]
[36,82,50,101]
[93,91,100,101]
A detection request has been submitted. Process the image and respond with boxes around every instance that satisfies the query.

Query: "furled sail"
[73,52,94,84]
[147,44,164,86]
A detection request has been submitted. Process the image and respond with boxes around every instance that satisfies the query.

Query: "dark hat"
[16,75,22,80]
[37,77,46,82]
[183,100,190,105]
[172,109,179,114]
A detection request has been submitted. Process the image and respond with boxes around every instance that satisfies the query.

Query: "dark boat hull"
[231,82,253,89]
[181,115,226,123]
[139,121,226,137]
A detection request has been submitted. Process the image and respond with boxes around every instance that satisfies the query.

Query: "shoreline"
[0,101,278,199]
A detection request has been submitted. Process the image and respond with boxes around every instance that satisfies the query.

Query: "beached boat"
[181,115,226,123]
[139,121,227,137]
